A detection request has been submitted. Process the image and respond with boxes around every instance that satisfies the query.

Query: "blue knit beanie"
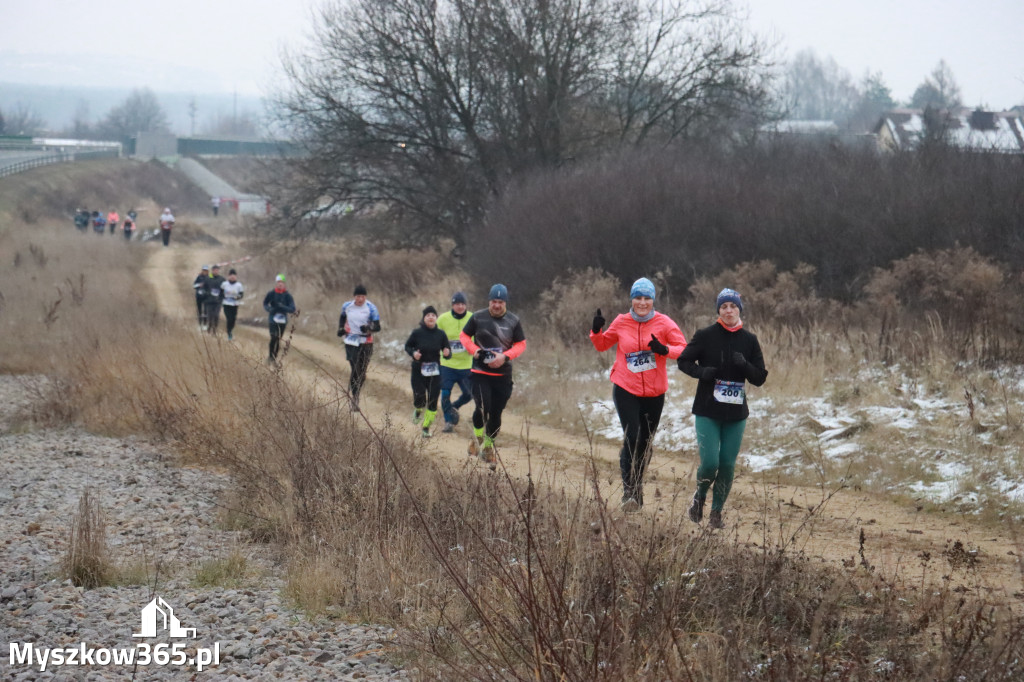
[488,283,508,302]
[630,277,656,300]
[716,288,743,312]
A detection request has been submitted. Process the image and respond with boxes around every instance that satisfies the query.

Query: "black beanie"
[354,284,367,296]
[422,306,438,318]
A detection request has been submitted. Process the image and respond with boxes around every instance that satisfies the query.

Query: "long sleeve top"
[676,321,768,421]
[590,311,687,397]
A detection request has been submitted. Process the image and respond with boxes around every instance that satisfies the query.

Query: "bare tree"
[273,0,772,242]
[2,104,48,136]
[96,88,170,142]
[781,49,859,122]
[910,59,963,110]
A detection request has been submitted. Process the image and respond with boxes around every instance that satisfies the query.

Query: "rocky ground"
[0,375,407,681]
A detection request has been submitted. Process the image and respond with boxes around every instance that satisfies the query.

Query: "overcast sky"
[1,0,1021,107]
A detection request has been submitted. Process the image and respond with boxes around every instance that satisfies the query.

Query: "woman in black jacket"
[404,306,452,437]
[677,288,768,529]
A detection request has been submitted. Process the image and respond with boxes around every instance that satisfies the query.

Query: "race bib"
[713,380,745,404]
[420,362,440,376]
[272,313,287,324]
[344,333,363,346]
[625,350,656,373]
[211,288,220,296]
[449,340,465,353]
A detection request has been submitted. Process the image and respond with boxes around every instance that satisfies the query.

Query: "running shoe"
[708,510,725,529]
[442,423,454,433]
[688,493,704,524]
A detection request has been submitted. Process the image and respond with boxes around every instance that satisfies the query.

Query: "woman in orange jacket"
[590,277,687,511]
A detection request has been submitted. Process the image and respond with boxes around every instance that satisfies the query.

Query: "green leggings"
[694,416,747,512]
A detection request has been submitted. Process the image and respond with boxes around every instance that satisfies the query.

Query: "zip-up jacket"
[677,321,768,421]
[263,290,296,319]
[590,311,687,397]
[404,323,452,370]
[437,309,472,370]
[458,309,526,378]
[200,274,226,303]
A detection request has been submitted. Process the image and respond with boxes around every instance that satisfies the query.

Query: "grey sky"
[1,0,1021,107]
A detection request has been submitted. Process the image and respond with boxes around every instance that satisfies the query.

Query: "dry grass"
[62,488,111,589]
[3,203,1024,678]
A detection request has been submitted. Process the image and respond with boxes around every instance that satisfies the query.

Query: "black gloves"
[592,308,605,334]
[359,324,370,334]
[337,329,344,337]
[700,366,718,381]
[475,349,495,362]
[442,347,452,359]
[732,351,746,366]
[649,334,669,356]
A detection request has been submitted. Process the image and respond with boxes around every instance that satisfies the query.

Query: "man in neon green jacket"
[436,291,473,432]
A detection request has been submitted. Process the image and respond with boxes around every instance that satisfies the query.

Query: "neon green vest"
[437,310,472,370]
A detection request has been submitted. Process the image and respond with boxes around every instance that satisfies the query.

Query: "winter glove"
[700,366,718,381]
[337,329,344,337]
[591,309,605,334]
[442,347,452,359]
[732,351,747,366]
[359,324,370,334]
[475,349,493,362]
[649,334,669,356]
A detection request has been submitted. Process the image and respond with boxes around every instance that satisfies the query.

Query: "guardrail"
[0,149,121,178]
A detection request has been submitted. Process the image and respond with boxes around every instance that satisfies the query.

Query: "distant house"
[874,108,1024,153]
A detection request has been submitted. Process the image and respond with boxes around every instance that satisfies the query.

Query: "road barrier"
[0,149,121,178]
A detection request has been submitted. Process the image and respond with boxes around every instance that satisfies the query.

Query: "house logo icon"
[132,597,197,639]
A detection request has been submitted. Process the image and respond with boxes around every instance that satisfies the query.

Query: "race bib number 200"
[713,380,745,404]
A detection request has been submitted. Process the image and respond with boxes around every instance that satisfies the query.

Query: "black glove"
[475,349,493,362]
[732,351,747,366]
[649,334,669,356]
[700,366,718,381]
[592,308,605,334]
[359,324,370,334]
[443,347,452,358]
[337,329,344,337]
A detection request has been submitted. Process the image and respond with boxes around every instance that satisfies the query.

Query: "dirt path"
[143,234,1024,604]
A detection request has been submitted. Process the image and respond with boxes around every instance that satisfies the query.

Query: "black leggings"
[161,229,171,246]
[411,366,442,411]
[223,305,238,335]
[612,384,664,496]
[346,343,374,399]
[268,320,287,359]
[471,373,514,440]
[204,301,222,333]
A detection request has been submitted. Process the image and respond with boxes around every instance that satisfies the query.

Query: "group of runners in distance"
[72,207,176,245]
[193,270,768,528]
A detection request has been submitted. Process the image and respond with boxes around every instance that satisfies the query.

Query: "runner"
[404,306,453,437]
[437,291,474,433]
[589,277,687,512]
[211,196,221,217]
[74,209,90,232]
[122,215,135,241]
[203,264,226,335]
[337,284,381,411]
[221,269,245,340]
[92,211,106,235]
[263,274,296,365]
[458,283,527,469]
[159,207,175,247]
[107,210,119,235]
[192,265,210,330]
[677,288,768,529]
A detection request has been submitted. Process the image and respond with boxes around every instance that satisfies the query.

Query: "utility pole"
[188,97,198,137]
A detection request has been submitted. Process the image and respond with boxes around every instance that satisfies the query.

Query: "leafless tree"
[2,103,48,136]
[96,88,170,143]
[910,59,963,110]
[273,0,773,242]
[781,49,859,123]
